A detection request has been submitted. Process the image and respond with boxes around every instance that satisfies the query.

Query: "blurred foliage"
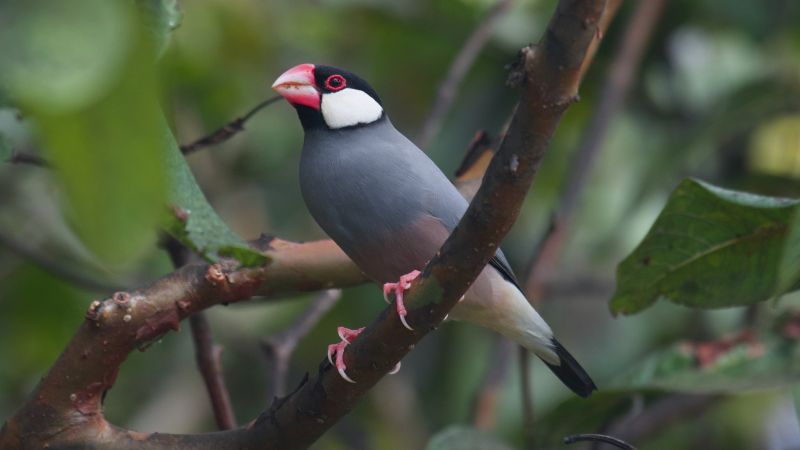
[611,179,800,315]
[425,425,514,450]
[1,0,800,449]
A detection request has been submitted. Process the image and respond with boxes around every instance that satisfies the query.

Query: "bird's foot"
[327,326,401,382]
[383,269,421,331]
[327,326,364,383]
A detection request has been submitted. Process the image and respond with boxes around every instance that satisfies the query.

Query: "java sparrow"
[272,63,596,397]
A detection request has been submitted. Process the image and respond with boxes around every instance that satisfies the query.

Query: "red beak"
[272,63,320,110]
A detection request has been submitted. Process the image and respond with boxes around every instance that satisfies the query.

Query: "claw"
[383,270,421,331]
[383,283,393,304]
[388,361,401,375]
[327,326,364,383]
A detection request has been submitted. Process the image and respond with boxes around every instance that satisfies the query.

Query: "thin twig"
[524,0,669,300]
[0,229,125,292]
[180,96,282,155]
[564,433,637,450]
[261,289,341,398]
[520,347,536,449]
[417,0,514,149]
[189,313,238,430]
[6,150,49,167]
[163,237,238,430]
[3,97,281,167]
[470,337,516,429]
[599,394,720,447]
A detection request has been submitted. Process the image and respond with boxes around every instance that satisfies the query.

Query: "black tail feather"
[542,338,597,398]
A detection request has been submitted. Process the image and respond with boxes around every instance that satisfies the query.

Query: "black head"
[272,64,385,130]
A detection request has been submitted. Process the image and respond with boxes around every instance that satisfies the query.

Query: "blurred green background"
[1,0,800,448]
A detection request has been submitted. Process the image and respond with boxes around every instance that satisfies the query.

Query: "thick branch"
[0,237,365,449]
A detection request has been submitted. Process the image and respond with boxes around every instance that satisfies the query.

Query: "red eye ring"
[324,74,346,92]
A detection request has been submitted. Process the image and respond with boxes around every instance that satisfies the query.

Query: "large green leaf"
[160,120,267,266]
[0,0,166,267]
[0,0,262,268]
[610,179,800,315]
[779,209,800,293]
[135,0,182,57]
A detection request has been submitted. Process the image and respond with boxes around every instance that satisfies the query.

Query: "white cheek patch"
[321,88,383,129]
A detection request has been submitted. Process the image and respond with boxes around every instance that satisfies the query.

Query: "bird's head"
[272,64,384,130]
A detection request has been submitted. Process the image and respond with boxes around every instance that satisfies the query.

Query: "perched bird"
[272,63,596,397]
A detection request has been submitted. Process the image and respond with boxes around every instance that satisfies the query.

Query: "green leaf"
[425,426,514,450]
[0,0,133,113]
[779,209,800,294]
[1,0,167,267]
[610,178,800,315]
[135,0,182,57]
[160,121,267,267]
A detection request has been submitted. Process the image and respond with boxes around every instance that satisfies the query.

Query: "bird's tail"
[452,271,597,397]
[538,338,597,398]
[491,280,597,398]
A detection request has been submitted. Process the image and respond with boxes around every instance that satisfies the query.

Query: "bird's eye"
[325,74,346,92]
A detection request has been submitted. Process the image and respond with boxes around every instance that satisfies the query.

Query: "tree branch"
[179,96,282,155]
[417,0,515,149]
[0,237,366,448]
[524,0,668,299]
[163,237,238,430]
[261,289,341,398]
[189,313,238,430]
[564,433,636,450]
[0,0,608,446]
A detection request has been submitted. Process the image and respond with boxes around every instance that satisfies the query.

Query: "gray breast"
[299,118,468,280]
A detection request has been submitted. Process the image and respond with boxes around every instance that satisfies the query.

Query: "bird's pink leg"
[327,326,364,383]
[327,326,401,382]
[382,269,421,331]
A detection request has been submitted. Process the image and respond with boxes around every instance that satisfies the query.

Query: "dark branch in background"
[180,96,282,155]
[417,0,515,149]
[190,313,238,430]
[598,394,720,448]
[470,337,516,429]
[261,289,341,398]
[564,433,637,450]
[3,96,281,168]
[0,229,126,292]
[163,236,238,430]
[0,0,608,447]
[519,348,536,448]
[6,149,48,167]
[524,0,668,299]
